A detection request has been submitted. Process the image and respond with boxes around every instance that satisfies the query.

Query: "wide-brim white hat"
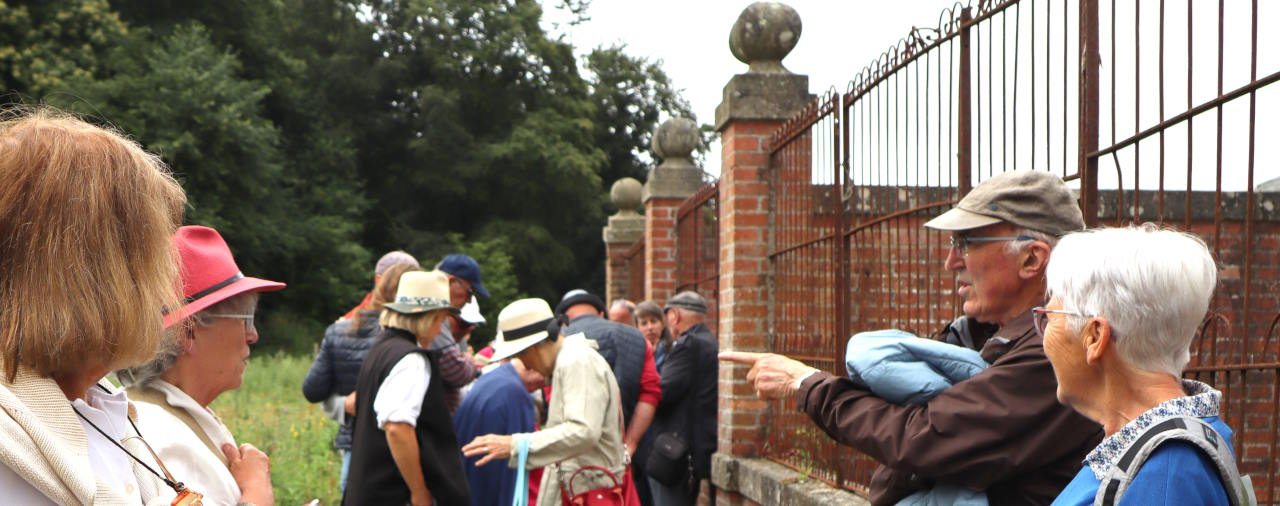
[383,270,458,314]
[489,298,557,362]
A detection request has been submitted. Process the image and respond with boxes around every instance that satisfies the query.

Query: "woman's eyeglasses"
[1031,306,1095,337]
[207,313,255,333]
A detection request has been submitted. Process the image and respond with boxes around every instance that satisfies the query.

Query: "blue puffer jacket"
[844,326,991,506]
[844,328,988,405]
[302,309,381,450]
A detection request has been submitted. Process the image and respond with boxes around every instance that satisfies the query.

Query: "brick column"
[713,3,814,505]
[644,118,703,304]
[603,177,644,305]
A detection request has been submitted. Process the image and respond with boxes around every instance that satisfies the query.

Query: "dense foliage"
[0,0,698,351]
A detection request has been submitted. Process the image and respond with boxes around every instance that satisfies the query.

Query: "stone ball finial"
[729,2,801,74]
[652,118,699,160]
[610,177,643,214]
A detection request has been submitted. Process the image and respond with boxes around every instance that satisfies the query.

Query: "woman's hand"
[344,391,357,415]
[461,434,514,466]
[222,443,275,506]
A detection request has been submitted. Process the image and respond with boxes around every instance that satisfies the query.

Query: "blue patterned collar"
[1083,379,1221,479]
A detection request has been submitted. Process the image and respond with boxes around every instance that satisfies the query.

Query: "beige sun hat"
[382,270,458,314]
[488,298,558,362]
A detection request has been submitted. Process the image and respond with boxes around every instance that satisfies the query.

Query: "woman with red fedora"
[0,108,193,504]
[344,270,471,506]
[117,225,285,506]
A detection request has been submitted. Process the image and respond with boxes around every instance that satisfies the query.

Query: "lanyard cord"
[71,389,187,494]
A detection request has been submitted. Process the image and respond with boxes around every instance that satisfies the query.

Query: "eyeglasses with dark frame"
[449,276,476,298]
[1031,306,1096,337]
[207,313,255,333]
[948,234,1037,255]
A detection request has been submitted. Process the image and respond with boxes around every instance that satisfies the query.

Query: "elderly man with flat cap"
[723,171,1104,505]
[648,291,719,506]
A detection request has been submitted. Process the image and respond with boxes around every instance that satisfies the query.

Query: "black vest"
[343,328,470,506]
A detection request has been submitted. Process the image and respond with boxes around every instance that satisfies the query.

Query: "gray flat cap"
[664,291,708,314]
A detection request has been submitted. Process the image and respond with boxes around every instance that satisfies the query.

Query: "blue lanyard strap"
[512,436,531,506]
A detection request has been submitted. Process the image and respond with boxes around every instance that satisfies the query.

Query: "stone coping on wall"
[712,453,869,506]
[793,184,1280,223]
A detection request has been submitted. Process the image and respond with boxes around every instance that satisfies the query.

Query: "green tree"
[0,0,126,99]
[52,22,370,352]
[4,0,700,349]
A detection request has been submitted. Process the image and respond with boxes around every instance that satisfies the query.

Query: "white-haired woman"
[1043,226,1240,505]
[117,225,285,506]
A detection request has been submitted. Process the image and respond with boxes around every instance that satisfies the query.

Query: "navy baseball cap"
[438,254,490,298]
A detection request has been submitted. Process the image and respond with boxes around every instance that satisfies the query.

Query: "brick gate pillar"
[644,118,703,304]
[712,3,817,505]
[603,177,644,306]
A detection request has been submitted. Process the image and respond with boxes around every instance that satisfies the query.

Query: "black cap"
[556,289,605,315]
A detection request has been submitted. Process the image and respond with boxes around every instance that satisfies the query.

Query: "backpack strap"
[1094,416,1245,506]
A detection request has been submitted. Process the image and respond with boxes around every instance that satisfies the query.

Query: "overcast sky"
[543,0,1279,189]
[543,0,965,177]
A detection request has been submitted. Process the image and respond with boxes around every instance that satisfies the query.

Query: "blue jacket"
[844,329,988,405]
[301,310,380,449]
[452,363,536,506]
[844,328,991,506]
[1051,416,1234,506]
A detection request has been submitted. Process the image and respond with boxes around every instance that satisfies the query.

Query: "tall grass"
[211,353,342,505]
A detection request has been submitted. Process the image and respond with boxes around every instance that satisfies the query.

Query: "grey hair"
[116,293,259,388]
[1004,227,1060,254]
[1045,225,1216,377]
[610,299,636,315]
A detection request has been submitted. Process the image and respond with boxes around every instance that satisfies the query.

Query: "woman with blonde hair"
[344,270,471,506]
[0,108,211,504]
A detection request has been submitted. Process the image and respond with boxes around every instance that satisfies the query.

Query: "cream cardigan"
[0,366,170,505]
[128,380,242,506]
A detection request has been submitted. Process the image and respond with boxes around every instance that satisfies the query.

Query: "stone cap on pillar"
[715,2,812,131]
[643,117,704,203]
[604,177,644,244]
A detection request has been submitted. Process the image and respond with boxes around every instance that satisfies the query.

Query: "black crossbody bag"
[646,430,690,486]
[646,339,695,486]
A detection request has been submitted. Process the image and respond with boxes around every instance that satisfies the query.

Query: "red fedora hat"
[164,226,286,328]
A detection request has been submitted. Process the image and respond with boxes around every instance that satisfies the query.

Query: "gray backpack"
[1094,416,1257,506]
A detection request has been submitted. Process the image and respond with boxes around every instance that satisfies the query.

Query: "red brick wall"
[718,119,781,464]
[646,197,683,303]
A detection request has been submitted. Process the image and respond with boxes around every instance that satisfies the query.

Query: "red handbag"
[559,465,626,506]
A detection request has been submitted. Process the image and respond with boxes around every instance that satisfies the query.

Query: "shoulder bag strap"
[1095,416,1246,506]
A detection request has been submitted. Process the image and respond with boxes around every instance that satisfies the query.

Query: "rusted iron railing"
[1083,0,1279,500]
[762,0,1279,500]
[675,181,720,334]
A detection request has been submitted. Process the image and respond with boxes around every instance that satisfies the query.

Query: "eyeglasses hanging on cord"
[72,384,205,506]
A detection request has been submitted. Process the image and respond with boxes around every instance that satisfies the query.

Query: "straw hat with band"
[383,270,459,315]
[164,226,286,329]
[489,298,572,363]
[922,170,1085,236]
